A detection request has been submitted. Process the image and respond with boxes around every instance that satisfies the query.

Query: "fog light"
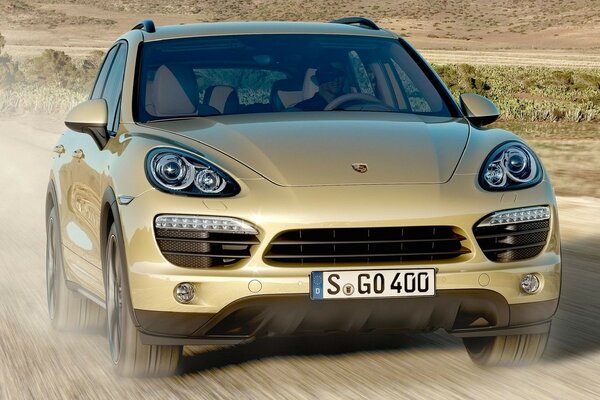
[174,283,195,303]
[520,274,541,294]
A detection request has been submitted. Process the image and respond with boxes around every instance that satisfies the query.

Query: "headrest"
[148,65,198,117]
[204,85,239,114]
[270,79,304,110]
[302,68,318,100]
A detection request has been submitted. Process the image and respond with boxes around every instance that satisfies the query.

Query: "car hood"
[144,112,470,186]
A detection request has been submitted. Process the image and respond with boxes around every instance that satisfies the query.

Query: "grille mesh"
[155,228,259,268]
[264,226,470,265]
[473,219,550,262]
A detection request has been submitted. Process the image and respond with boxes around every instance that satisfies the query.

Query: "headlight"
[153,153,195,190]
[479,141,542,191]
[146,148,240,196]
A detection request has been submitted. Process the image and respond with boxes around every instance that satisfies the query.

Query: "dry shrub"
[434,64,600,122]
[0,84,86,114]
[22,49,100,91]
[0,32,23,88]
[0,35,100,114]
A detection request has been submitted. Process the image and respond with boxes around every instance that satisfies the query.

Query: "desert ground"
[2,0,600,65]
[0,115,599,399]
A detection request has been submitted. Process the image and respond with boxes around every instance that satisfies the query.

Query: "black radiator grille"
[155,228,259,268]
[473,220,550,262]
[264,226,470,265]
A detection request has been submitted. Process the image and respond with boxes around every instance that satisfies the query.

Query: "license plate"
[310,268,436,300]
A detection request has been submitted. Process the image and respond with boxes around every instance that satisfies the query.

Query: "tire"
[105,222,182,377]
[46,206,105,332]
[463,327,550,367]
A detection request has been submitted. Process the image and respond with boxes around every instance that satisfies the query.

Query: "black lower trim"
[193,290,510,337]
[510,299,558,325]
[133,290,504,343]
[450,299,558,337]
[134,292,559,345]
[450,321,551,338]
[135,309,212,336]
[140,332,249,346]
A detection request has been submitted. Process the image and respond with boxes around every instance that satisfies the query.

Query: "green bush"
[22,49,95,91]
[433,64,600,122]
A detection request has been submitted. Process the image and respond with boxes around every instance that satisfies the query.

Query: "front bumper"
[117,174,561,342]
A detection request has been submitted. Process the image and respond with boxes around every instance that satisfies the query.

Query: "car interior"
[137,34,449,122]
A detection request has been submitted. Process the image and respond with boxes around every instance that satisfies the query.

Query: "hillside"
[1,0,600,61]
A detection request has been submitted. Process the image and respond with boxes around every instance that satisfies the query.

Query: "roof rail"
[329,17,380,30]
[131,20,156,33]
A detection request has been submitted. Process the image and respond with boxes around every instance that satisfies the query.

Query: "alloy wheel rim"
[106,234,122,364]
[46,217,57,320]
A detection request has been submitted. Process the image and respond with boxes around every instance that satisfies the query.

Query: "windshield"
[135,34,455,122]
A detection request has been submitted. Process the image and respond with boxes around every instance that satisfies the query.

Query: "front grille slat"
[476,241,547,252]
[473,227,549,239]
[264,226,469,265]
[157,237,260,245]
[270,234,466,246]
[162,251,251,259]
[474,219,549,262]
[265,247,471,259]
[155,226,259,268]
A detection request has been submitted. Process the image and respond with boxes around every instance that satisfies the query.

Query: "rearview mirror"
[459,93,500,127]
[65,99,109,147]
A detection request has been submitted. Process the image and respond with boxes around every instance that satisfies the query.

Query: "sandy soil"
[0,116,599,399]
[6,44,600,69]
[420,50,600,68]
[2,0,600,66]
[530,140,600,198]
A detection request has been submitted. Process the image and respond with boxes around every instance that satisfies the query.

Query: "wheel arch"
[100,187,141,327]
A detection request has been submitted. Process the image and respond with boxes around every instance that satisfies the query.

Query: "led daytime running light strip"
[477,206,550,227]
[155,215,258,235]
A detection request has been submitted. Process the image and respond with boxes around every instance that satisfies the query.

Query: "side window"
[90,45,118,100]
[102,43,128,132]
[348,51,375,96]
[391,59,432,113]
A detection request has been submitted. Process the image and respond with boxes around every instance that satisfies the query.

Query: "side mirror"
[459,93,500,127]
[65,99,109,147]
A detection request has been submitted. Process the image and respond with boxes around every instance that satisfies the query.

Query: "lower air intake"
[154,215,259,268]
[474,220,550,262]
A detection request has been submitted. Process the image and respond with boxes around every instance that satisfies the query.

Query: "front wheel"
[463,327,550,366]
[105,222,182,377]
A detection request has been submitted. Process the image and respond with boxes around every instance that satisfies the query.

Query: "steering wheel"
[324,93,393,111]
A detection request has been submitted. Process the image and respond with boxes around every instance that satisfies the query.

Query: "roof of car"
[136,21,399,42]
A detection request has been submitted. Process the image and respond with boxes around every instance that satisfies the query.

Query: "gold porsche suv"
[46,17,560,376]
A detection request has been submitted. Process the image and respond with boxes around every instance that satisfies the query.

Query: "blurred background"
[0,1,598,399]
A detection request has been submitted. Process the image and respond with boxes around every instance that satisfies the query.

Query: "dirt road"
[0,117,599,399]
[419,50,600,69]
[7,41,600,69]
